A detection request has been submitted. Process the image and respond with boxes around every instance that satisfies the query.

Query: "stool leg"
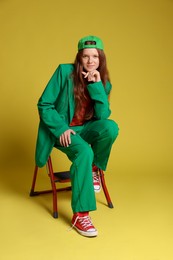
[99,169,114,208]
[30,165,39,196]
[47,157,58,218]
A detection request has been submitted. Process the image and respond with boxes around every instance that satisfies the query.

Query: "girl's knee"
[77,142,94,159]
[104,119,119,139]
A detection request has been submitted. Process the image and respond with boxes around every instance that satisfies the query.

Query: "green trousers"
[54,119,119,213]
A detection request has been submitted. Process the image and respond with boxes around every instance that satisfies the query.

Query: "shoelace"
[93,172,100,183]
[68,216,94,231]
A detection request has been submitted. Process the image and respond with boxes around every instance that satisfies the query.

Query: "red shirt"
[70,99,91,126]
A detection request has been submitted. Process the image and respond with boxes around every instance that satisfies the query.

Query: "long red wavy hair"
[72,49,110,120]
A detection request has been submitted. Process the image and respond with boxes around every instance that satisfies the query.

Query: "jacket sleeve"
[87,80,112,119]
[37,65,69,138]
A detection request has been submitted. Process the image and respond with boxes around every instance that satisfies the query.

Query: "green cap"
[78,35,104,51]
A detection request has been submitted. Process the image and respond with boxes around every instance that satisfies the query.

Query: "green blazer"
[35,64,112,167]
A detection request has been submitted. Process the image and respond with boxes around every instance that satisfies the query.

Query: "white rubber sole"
[74,226,98,237]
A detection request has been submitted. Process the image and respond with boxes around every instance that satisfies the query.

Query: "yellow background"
[0,0,173,259]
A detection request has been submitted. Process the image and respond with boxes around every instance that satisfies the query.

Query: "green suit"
[35,64,119,213]
[36,64,113,167]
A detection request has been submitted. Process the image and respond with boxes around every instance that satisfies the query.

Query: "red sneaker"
[71,212,98,237]
[92,166,101,193]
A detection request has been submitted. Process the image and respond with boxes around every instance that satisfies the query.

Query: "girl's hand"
[82,70,101,82]
[59,129,76,147]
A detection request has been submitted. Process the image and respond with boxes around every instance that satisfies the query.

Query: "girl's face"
[81,48,100,72]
